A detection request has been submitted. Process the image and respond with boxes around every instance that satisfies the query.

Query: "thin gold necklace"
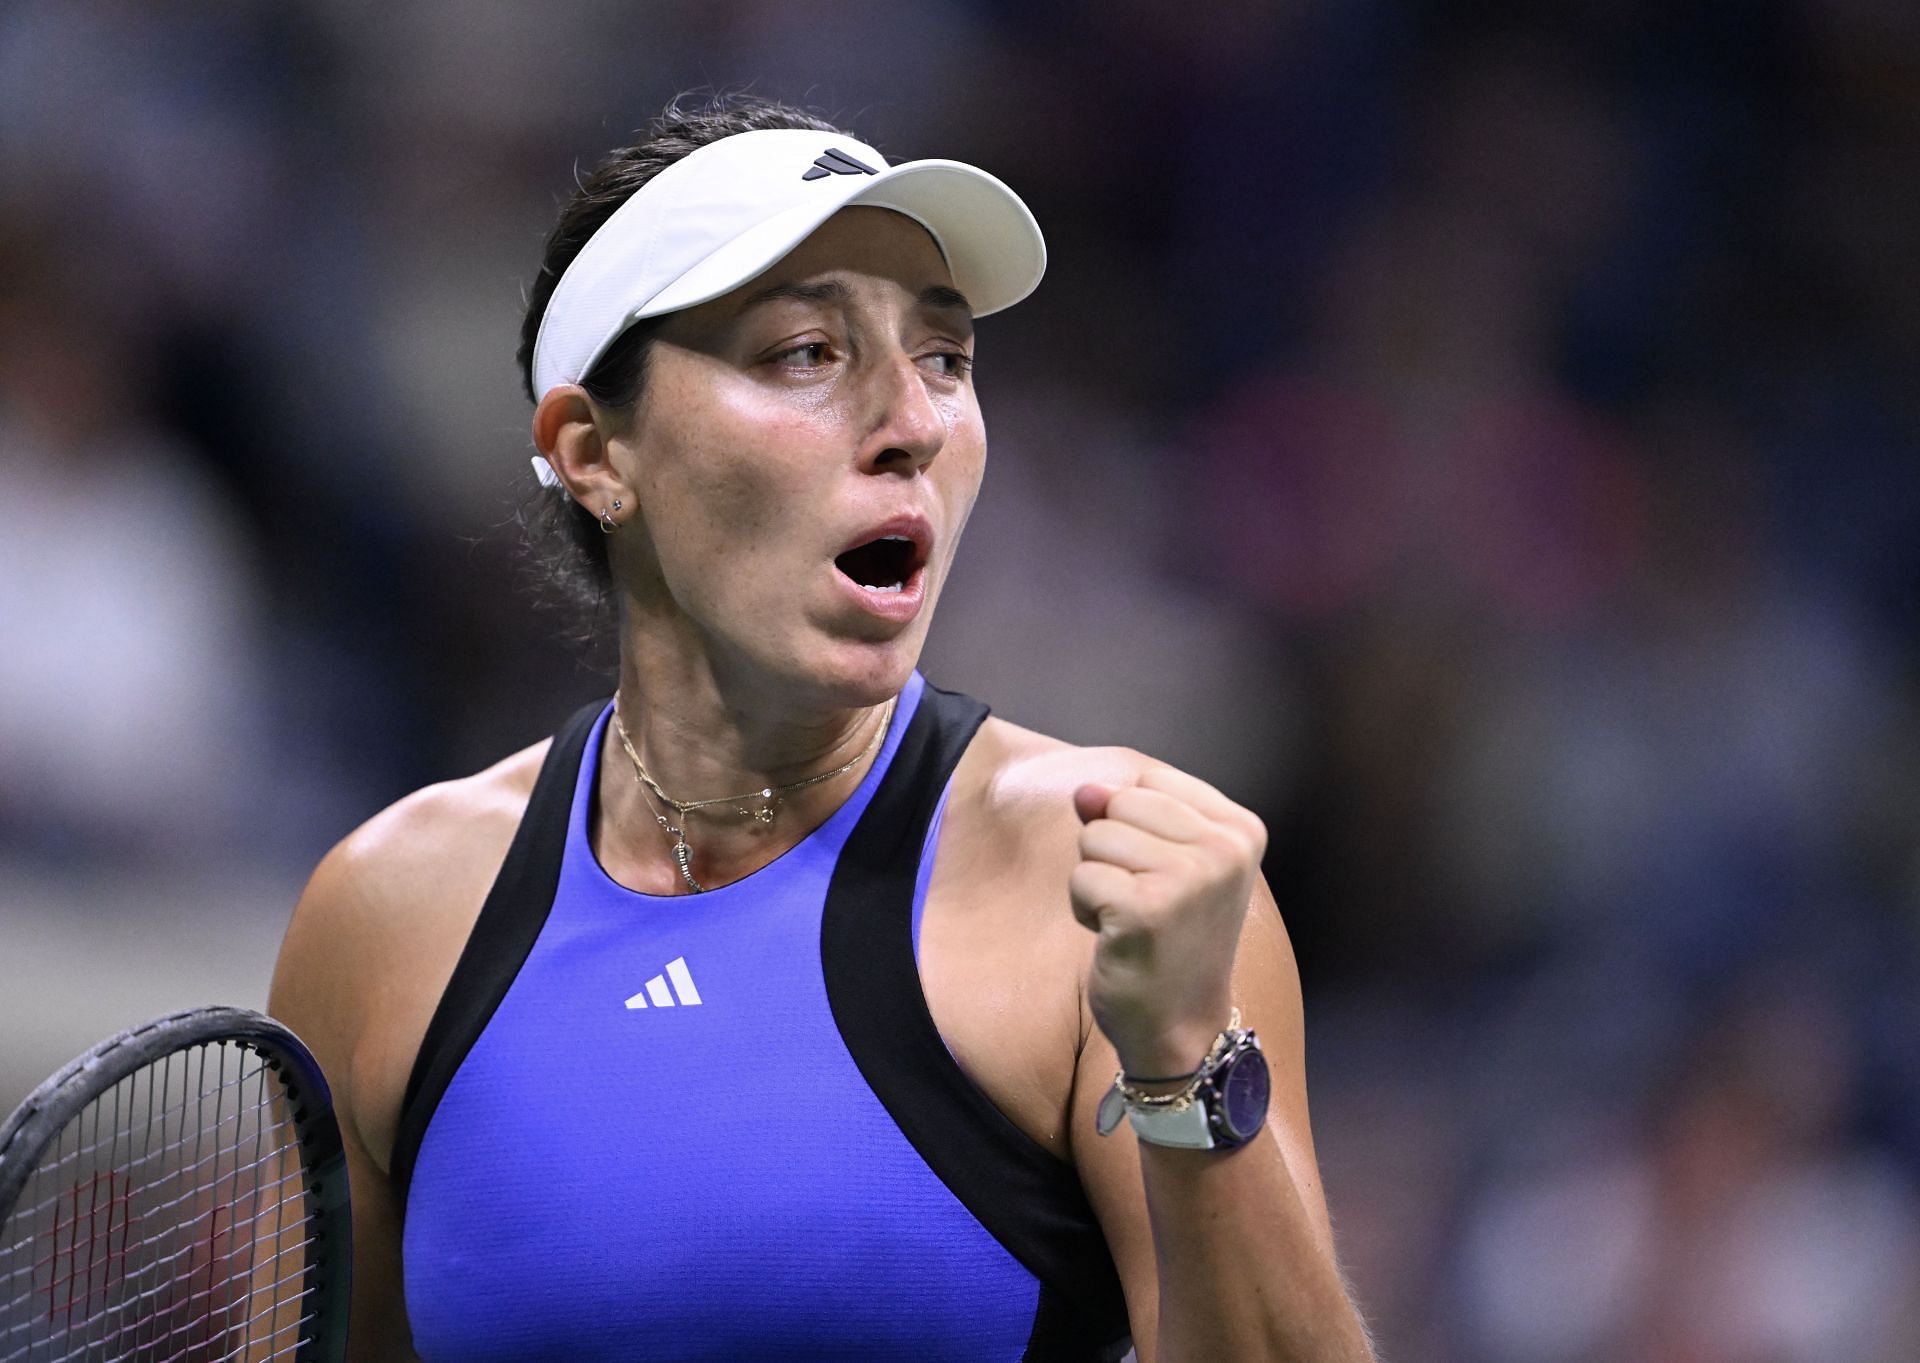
[611,698,896,893]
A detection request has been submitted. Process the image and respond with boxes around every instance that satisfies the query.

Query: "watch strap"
[1125,1097,1218,1150]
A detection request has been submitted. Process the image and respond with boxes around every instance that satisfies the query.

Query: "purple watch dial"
[1218,1045,1271,1143]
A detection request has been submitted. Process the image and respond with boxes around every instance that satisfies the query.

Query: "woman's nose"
[859,353,947,472]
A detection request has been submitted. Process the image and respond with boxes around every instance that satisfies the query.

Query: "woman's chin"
[775,631,927,711]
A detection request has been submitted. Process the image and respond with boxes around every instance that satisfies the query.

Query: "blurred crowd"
[3,1,1918,1357]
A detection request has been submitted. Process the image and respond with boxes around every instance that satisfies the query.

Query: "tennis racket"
[0,1007,351,1362]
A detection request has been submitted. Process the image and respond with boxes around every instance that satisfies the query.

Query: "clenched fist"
[1069,765,1269,1080]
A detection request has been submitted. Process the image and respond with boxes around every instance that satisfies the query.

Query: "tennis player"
[271,96,1373,1363]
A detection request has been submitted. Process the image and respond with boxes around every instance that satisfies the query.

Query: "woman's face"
[607,207,986,707]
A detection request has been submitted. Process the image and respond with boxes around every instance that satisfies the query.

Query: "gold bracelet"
[1109,1009,1243,1112]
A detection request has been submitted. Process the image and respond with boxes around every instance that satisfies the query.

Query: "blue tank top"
[390,675,1131,1361]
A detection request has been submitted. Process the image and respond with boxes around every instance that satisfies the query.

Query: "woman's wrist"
[1113,1012,1236,1084]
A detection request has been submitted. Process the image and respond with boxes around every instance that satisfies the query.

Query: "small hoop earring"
[598,507,618,535]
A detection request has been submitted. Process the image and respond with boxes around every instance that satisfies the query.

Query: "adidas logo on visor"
[802,147,879,181]
[624,956,702,1009]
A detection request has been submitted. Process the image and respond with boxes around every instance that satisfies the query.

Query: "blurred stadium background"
[4,1,1919,1357]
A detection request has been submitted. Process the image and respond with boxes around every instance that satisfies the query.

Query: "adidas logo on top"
[625,957,702,1010]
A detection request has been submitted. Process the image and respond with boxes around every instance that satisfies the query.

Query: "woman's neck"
[593,647,898,895]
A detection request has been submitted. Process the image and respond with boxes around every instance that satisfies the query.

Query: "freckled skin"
[603,207,985,711]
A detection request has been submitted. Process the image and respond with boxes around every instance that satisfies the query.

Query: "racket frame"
[0,1005,352,1362]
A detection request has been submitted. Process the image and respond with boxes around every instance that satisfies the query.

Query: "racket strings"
[6,1170,316,1355]
[0,1040,326,1363]
[1,1125,309,1264]
[2,1059,284,1224]
[0,1126,306,1270]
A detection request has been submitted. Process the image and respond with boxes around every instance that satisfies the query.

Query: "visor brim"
[632,158,1046,326]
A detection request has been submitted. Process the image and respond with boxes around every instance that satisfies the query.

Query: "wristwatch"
[1096,1023,1271,1151]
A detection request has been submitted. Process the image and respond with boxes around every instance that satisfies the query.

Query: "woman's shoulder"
[968,713,1160,816]
[268,737,554,1130]
[945,713,1161,884]
[304,738,551,933]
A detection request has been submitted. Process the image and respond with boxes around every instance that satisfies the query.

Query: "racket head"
[0,1006,350,1362]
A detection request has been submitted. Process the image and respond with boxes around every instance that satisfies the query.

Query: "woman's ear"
[532,385,633,516]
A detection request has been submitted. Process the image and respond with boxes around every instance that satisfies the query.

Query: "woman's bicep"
[1064,870,1341,1359]
[269,844,420,1362]
[1234,871,1339,1258]
[336,1112,420,1362]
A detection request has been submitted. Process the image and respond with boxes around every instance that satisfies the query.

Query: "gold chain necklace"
[611,697,895,893]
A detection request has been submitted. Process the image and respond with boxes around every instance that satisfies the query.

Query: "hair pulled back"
[517,94,853,624]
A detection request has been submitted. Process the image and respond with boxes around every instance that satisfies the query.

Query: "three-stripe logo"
[802,147,879,181]
[624,956,702,1009]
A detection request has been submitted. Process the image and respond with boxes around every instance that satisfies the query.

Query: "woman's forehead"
[647,209,968,357]
[723,208,957,311]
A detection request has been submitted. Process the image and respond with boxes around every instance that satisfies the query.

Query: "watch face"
[1219,1046,1271,1142]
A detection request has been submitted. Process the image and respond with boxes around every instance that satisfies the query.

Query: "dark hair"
[517,94,853,626]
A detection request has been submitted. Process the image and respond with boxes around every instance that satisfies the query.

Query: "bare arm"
[1066,768,1374,1363]
[268,843,422,1363]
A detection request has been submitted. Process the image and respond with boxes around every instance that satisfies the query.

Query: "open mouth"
[834,535,922,594]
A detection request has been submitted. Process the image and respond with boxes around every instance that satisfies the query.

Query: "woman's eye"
[772,342,830,367]
[924,351,974,378]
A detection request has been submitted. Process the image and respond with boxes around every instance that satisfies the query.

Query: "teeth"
[866,582,904,594]
[881,535,910,543]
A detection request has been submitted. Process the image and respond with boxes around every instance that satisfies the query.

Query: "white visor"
[529,128,1046,488]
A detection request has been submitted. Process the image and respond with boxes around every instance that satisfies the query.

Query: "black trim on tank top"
[388,699,606,1214]
[820,683,1134,1362]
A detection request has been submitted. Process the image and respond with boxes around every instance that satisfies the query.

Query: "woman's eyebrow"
[920,284,973,325]
[920,284,972,314]
[738,279,850,312]
[737,280,975,318]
